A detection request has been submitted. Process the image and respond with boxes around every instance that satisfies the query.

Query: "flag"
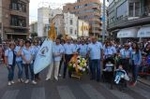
[33,23,56,74]
[33,39,53,74]
[48,23,57,41]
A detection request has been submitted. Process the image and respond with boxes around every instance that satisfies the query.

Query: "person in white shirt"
[22,40,37,85]
[5,42,16,86]
[14,40,24,82]
[88,37,103,82]
[52,38,64,80]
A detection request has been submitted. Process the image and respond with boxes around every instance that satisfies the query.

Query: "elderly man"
[88,37,103,82]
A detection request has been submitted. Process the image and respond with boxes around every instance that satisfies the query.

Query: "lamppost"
[102,0,106,42]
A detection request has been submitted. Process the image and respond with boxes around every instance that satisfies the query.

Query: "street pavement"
[0,65,150,99]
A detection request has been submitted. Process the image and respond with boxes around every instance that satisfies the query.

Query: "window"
[129,2,140,17]
[11,2,17,10]
[11,15,26,27]
[70,28,73,34]
[70,19,73,25]
[116,1,128,18]
[10,0,26,12]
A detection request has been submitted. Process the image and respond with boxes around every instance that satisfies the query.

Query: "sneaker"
[18,79,21,82]
[45,78,50,81]
[11,81,15,84]
[31,80,37,85]
[55,77,58,81]
[20,79,24,82]
[8,82,11,86]
[58,74,62,77]
[132,81,137,86]
[25,79,29,84]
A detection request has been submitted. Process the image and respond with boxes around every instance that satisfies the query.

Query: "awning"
[117,28,138,38]
[6,33,28,35]
[137,27,150,38]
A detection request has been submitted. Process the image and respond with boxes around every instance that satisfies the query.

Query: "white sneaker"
[59,74,62,77]
[11,81,15,84]
[25,79,29,84]
[20,79,24,82]
[18,79,21,82]
[8,82,11,86]
[55,77,58,81]
[45,78,50,81]
[31,80,37,85]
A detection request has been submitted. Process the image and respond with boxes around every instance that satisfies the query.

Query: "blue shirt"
[5,48,15,65]
[14,46,23,62]
[53,44,64,61]
[22,47,35,64]
[131,50,142,65]
[32,45,40,60]
[79,44,88,58]
[103,46,115,57]
[88,42,103,60]
[63,43,74,55]
[73,44,80,52]
[120,48,131,59]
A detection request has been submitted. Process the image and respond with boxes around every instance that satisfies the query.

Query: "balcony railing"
[108,5,150,29]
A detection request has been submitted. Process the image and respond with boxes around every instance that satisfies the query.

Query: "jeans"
[91,59,101,81]
[7,65,15,81]
[132,61,139,82]
[24,64,34,80]
[16,61,23,79]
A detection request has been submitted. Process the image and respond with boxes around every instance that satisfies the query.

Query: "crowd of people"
[0,37,150,87]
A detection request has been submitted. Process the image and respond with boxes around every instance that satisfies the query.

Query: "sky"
[29,0,104,23]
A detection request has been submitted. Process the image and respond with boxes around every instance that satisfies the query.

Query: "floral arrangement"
[68,54,87,76]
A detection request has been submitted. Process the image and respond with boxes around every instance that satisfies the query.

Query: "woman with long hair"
[131,42,142,86]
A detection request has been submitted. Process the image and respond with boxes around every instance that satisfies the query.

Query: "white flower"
[77,60,81,63]
[78,66,82,70]
[73,64,76,68]
[82,68,86,72]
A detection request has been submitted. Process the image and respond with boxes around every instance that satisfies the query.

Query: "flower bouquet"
[68,54,87,79]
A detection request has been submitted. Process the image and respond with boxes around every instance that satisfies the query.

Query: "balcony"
[108,5,150,31]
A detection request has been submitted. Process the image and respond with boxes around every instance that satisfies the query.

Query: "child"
[103,61,114,72]
[114,65,129,84]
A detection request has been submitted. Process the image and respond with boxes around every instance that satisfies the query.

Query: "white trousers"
[46,62,54,79]
[54,61,60,79]
[46,61,60,79]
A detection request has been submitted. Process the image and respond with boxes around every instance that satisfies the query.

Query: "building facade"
[64,12,78,39]
[0,0,29,40]
[37,7,50,37]
[108,0,150,39]
[63,0,102,37]
[78,19,89,37]
[51,14,64,36]
[29,22,38,34]
[37,7,62,37]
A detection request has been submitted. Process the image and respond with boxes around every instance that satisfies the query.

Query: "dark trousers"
[132,61,139,82]
[63,54,73,78]
[119,59,130,73]
[24,64,35,80]
[35,73,40,79]
[91,59,101,81]
[7,65,15,81]
[59,57,63,74]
